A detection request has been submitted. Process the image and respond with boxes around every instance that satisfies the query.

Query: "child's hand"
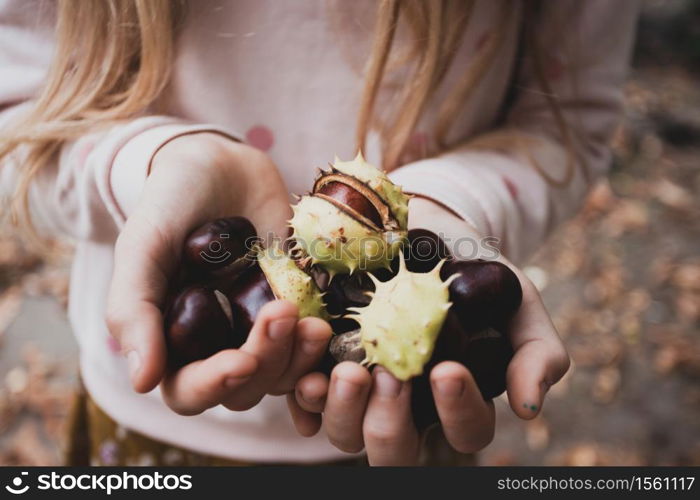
[106,133,331,415]
[287,198,570,465]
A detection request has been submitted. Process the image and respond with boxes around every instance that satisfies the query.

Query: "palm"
[107,135,329,415]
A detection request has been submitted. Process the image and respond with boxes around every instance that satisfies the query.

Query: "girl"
[0,0,638,466]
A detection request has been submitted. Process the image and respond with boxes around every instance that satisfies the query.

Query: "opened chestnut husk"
[289,153,409,275]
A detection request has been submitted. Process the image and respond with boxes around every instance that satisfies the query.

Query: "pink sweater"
[0,0,638,462]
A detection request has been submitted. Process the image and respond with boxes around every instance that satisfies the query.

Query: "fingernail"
[302,393,321,405]
[301,339,324,355]
[375,369,402,398]
[225,376,251,388]
[335,379,360,401]
[268,317,295,340]
[127,351,141,379]
[435,378,463,398]
[522,402,539,413]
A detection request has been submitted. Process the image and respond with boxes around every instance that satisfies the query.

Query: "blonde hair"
[1,0,575,240]
[0,0,180,239]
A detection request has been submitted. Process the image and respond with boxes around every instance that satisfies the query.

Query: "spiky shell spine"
[258,244,329,320]
[289,152,410,275]
[349,255,455,381]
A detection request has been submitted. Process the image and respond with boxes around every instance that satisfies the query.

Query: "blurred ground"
[0,1,698,466]
[482,71,700,466]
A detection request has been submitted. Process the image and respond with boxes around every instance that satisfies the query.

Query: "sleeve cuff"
[388,158,496,236]
[109,121,242,222]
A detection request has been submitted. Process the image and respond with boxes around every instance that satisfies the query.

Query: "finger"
[363,368,419,466]
[324,362,372,453]
[271,317,332,395]
[295,372,329,414]
[286,393,322,437]
[506,338,569,419]
[506,277,570,419]
[431,362,495,453]
[221,300,298,410]
[107,219,176,393]
[160,349,258,415]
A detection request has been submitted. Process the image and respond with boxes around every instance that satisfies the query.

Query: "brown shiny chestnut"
[409,261,521,429]
[324,272,374,335]
[315,181,383,229]
[220,263,276,342]
[327,248,522,430]
[166,245,328,368]
[441,259,522,333]
[183,216,257,277]
[164,285,239,367]
[402,228,453,274]
[411,310,514,430]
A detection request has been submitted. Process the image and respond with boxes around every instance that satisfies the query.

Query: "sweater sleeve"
[0,0,240,242]
[389,0,639,264]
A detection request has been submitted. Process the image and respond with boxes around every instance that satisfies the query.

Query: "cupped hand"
[106,133,331,414]
[287,197,570,465]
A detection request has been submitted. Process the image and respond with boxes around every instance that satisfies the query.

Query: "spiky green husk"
[350,255,454,380]
[258,244,329,320]
[289,196,405,275]
[332,152,410,230]
[289,152,409,275]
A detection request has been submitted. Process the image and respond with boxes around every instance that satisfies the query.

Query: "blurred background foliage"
[0,0,698,465]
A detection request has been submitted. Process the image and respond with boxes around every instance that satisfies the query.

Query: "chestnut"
[327,250,523,430]
[459,328,513,400]
[411,310,514,430]
[315,181,383,229]
[165,242,328,368]
[402,228,453,274]
[163,264,277,369]
[324,272,374,334]
[220,263,275,342]
[410,261,521,429]
[183,216,257,277]
[164,285,239,367]
[441,259,522,333]
[311,168,401,234]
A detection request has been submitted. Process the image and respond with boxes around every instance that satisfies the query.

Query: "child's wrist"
[408,196,479,234]
[152,132,239,171]
[408,196,486,260]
